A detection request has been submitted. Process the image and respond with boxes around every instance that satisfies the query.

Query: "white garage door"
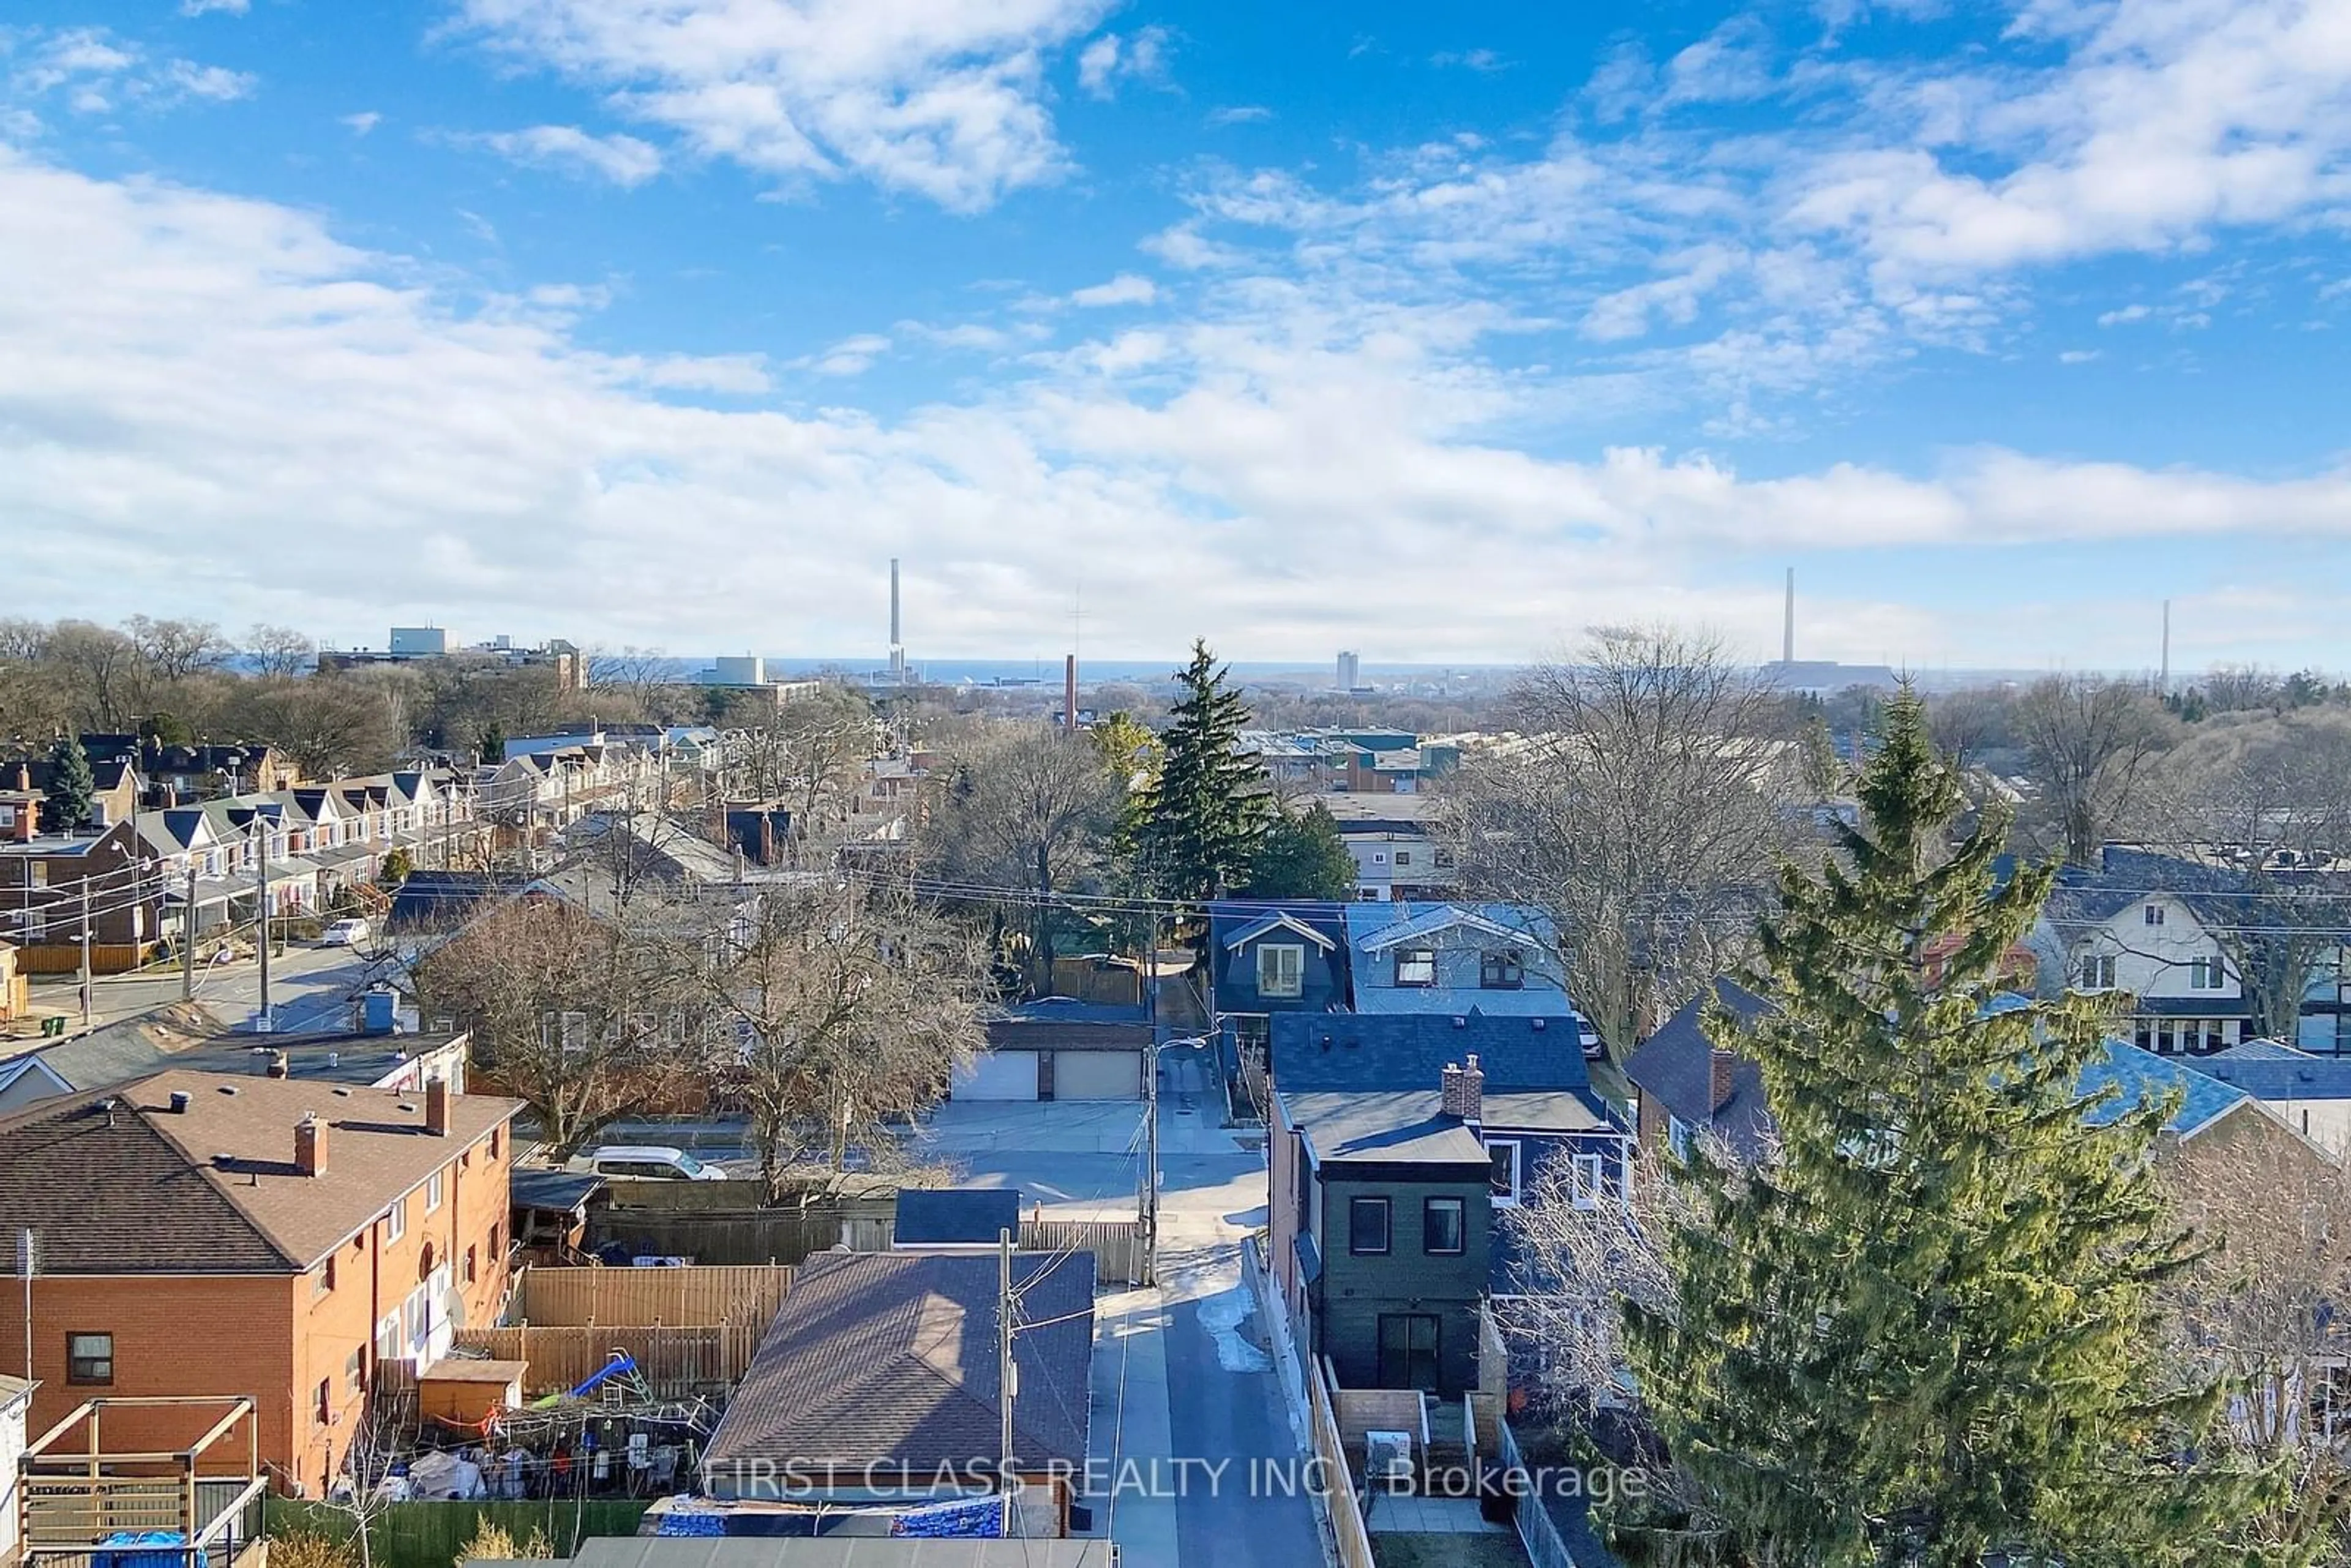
[953,1050,1040,1101]
[1054,1051,1143,1101]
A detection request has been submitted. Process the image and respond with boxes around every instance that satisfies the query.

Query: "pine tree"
[42,735,95,832]
[1243,801,1357,900]
[1614,685,2297,1567]
[1137,640,1271,901]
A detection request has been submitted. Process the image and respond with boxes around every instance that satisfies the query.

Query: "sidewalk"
[1087,1284,1179,1568]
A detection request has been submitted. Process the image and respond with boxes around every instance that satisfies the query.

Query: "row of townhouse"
[1198,899,1629,1398]
[0,770,479,972]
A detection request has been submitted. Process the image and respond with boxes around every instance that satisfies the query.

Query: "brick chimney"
[1458,1053,1483,1125]
[1440,1062,1464,1117]
[294,1112,326,1177]
[425,1076,451,1137]
[266,1049,290,1079]
[7,798,33,843]
[1709,1048,1741,1114]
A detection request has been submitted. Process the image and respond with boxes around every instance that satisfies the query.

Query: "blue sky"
[1,0,2347,670]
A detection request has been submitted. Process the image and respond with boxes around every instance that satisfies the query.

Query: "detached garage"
[951,1003,1153,1103]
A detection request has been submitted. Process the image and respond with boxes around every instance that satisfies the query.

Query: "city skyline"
[1,1,2346,666]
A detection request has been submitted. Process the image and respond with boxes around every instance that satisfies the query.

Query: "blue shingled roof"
[2077,1040,2250,1137]
[1270,1011,1593,1093]
[2186,1045,2351,1102]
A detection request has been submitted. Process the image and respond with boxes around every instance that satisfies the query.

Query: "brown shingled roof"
[0,1069,520,1274]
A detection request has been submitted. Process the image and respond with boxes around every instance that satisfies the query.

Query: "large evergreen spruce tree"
[43,735,96,831]
[1138,640,1270,901]
[1617,685,2293,1567]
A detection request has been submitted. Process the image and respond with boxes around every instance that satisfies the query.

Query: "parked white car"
[320,918,370,947]
[578,1145,730,1181]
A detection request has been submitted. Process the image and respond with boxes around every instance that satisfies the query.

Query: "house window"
[1423,1197,1465,1256]
[1570,1152,1606,1210]
[488,1128,501,1161]
[313,1255,336,1297]
[2079,955,2117,991]
[2189,956,2225,990]
[1371,851,1387,865]
[426,1171,444,1212]
[29,864,46,888]
[1394,948,1436,987]
[345,1347,364,1395]
[1433,847,1455,869]
[1355,888,1382,902]
[1667,1114,1694,1161]
[67,1332,113,1385]
[1258,943,1305,1000]
[464,1245,479,1285]
[316,1379,332,1424]
[2145,904,2165,926]
[1487,1139,1521,1207]
[1348,1196,1392,1256]
[1480,950,1524,990]
[384,1197,407,1244]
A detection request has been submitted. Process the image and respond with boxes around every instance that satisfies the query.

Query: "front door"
[1377,1313,1440,1392]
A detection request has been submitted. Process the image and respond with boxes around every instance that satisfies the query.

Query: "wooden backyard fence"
[510,1264,793,1327]
[452,1324,759,1396]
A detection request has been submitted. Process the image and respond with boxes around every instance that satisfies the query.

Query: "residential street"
[917,1043,1328,1568]
[22,942,380,1038]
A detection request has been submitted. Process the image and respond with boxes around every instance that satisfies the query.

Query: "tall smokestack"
[2159,599,2171,694]
[1782,568,1795,666]
[1065,654,1078,736]
[890,558,901,648]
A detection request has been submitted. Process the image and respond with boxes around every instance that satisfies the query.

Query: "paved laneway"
[922,1045,1325,1568]
[21,943,375,1038]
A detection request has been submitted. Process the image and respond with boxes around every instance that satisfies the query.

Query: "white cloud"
[1205,104,1271,127]
[1660,18,1775,105]
[457,0,1109,212]
[1070,273,1157,307]
[4,27,255,120]
[179,0,251,15]
[4,145,2350,666]
[2058,347,2100,361]
[1077,25,1172,100]
[479,124,663,186]
[1431,48,1509,73]
[340,111,382,136]
[797,332,891,375]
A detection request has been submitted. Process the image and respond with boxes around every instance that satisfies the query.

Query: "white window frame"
[2189,956,2225,991]
[384,1196,407,1244]
[1570,1152,1605,1210]
[1393,947,1436,988]
[425,1171,444,1212]
[2080,953,2117,991]
[1486,1138,1522,1208]
[2145,904,2165,926]
[1257,943,1305,1000]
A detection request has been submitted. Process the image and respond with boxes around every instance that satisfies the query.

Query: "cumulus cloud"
[457,0,1109,212]
[340,111,383,135]
[1077,25,1172,100]
[4,27,255,119]
[478,124,664,186]
[3,145,2348,666]
[1070,273,1157,307]
[1205,105,1272,127]
[180,0,251,15]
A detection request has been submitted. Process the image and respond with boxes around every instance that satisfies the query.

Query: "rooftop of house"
[705,1250,1093,1473]
[1282,1089,1491,1166]
[891,1187,1023,1247]
[1621,979,1782,1164]
[2186,1040,2351,1102]
[0,1068,519,1274]
[1316,790,1441,825]
[0,1003,465,1099]
[2079,1040,2251,1137]
[542,1538,1117,1568]
[1273,1011,1594,1094]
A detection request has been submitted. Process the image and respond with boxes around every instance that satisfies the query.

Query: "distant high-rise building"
[1337,650,1360,691]
[887,558,907,684]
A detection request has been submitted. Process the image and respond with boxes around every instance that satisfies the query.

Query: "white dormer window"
[2189,956,2226,990]
[2144,904,2165,926]
[2080,955,2117,991]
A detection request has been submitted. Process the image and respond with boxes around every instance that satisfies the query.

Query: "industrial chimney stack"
[888,558,906,685]
[1782,568,1795,666]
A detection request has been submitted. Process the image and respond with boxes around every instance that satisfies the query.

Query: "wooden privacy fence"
[1018,1217,1150,1287]
[264,1496,648,1568]
[453,1324,759,1395]
[511,1264,792,1327]
[1307,1364,1377,1568]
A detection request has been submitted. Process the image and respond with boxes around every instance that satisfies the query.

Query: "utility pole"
[255,817,272,1032]
[997,1227,1016,1504]
[77,876,92,1030]
[17,1228,34,1381]
[181,864,196,1000]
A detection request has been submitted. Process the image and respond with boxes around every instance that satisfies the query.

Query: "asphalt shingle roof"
[1622,979,1777,1160]
[1270,1012,1594,1094]
[2187,1044,2351,1102]
[707,1251,1093,1473]
[0,1068,519,1273]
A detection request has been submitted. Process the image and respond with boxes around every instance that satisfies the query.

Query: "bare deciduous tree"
[2014,674,2173,864]
[246,622,318,678]
[708,879,988,1185]
[923,725,1125,992]
[411,891,708,1156]
[1437,625,1795,1056]
[122,615,231,683]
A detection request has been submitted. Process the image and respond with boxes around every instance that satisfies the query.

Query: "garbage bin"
[42,1016,66,1038]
